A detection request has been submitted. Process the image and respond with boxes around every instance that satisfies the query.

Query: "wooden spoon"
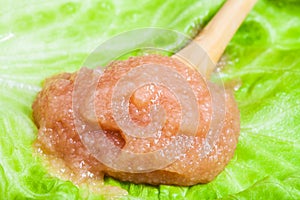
[174,0,258,78]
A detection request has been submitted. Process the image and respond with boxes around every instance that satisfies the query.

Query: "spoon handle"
[195,0,258,63]
[175,0,257,77]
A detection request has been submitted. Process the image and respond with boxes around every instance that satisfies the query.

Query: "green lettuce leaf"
[0,0,299,199]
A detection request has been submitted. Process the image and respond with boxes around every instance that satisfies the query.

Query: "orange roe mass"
[32,54,240,186]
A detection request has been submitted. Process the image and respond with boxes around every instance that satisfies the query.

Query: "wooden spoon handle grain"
[175,0,258,77]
